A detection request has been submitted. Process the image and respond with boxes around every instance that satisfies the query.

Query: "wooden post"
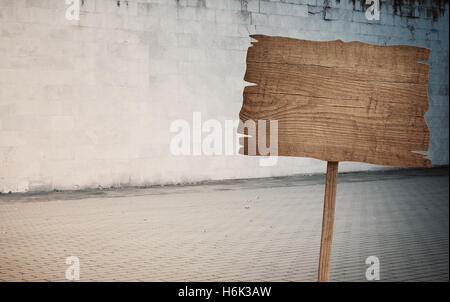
[318,161,339,282]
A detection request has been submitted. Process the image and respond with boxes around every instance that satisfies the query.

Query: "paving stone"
[0,168,448,281]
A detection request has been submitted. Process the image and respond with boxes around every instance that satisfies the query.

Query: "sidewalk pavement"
[0,168,448,281]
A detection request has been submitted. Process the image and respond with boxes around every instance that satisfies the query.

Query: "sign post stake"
[318,161,339,282]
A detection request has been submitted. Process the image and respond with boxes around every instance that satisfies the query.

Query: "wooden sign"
[239,34,431,167]
[238,35,431,281]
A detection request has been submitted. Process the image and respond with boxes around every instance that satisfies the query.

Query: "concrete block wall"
[0,0,448,192]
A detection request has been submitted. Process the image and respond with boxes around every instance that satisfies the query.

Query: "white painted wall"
[0,0,448,192]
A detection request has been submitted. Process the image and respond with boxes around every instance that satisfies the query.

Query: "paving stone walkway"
[0,168,448,281]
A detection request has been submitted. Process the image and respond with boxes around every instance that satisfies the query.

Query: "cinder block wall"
[0,0,448,192]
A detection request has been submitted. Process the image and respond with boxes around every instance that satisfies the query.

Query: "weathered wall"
[0,0,448,192]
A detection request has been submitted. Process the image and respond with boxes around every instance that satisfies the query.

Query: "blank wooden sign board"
[238,34,431,281]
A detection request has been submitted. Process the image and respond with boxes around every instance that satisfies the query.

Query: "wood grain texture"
[239,35,432,167]
[318,161,339,282]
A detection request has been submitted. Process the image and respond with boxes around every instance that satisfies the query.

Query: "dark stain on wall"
[351,0,448,20]
[241,0,248,11]
[395,0,448,20]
